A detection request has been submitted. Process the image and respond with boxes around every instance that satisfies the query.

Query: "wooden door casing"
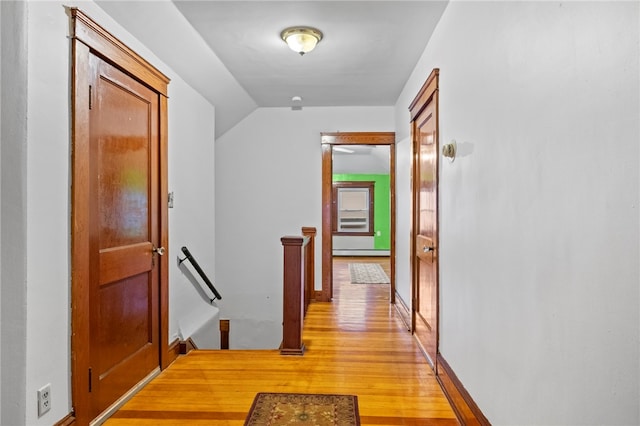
[321,132,396,303]
[71,9,170,425]
[409,69,439,372]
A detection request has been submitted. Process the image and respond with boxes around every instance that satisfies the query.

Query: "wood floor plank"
[103,257,457,425]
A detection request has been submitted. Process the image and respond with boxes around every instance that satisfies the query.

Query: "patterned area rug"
[348,263,390,284]
[244,392,360,426]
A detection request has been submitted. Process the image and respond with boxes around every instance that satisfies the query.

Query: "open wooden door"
[71,9,170,424]
[409,69,439,371]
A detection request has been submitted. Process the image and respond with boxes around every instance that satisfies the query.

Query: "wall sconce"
[442,140,456,162]
[281,26,323,55]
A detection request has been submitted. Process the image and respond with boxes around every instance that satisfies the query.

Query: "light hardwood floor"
[104,257,457,425]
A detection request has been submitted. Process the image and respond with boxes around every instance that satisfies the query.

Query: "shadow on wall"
[176,258,221,349]
[177,258,217,304]
[455,141,474,158]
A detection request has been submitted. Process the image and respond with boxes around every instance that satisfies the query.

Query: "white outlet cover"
[37,384,51,417]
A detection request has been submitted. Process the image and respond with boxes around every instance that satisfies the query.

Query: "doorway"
[70,9,170,424]
[409,69,440,371]
[321,132,396,303]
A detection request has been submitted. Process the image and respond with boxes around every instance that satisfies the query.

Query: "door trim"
[409,68,440,368]
[320,132,396,303]
[70,8,170,424]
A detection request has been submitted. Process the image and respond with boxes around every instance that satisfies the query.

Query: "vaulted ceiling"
[96,1,447,136]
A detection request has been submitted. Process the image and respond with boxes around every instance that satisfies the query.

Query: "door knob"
[152,246,166,256]
[423,246,434,253]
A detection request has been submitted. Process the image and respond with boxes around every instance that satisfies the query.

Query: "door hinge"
[88,367,92,392]
[89,85,93,110]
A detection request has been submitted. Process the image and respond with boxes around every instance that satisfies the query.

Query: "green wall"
[333,174,390,250]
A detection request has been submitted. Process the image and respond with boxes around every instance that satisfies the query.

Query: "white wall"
[94,0,257,139]
[166,78,219,348]
[0,1,2,413]
[215,106,394,348]
[395,1,639,424]
[1,2,28,424]
[26,6,76,424]
[394,136,412,309]
[14,1,218,424]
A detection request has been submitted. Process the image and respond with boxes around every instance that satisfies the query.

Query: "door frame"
[321,132,396,302]
[70,8,170,424]
[409,69,440,368]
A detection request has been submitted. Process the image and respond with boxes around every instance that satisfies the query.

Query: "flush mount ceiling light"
[280,26,323,55]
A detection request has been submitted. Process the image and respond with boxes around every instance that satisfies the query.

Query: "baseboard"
[167,338,181,364]
[62,342,179,426]
[393,291,411,331]
[436,354,491,426]
[54,413,75,426]
[179,337,198,354]
[90,368,160,426]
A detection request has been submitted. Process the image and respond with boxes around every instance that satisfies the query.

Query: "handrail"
[179,246,222,301]
[301,227,317,315]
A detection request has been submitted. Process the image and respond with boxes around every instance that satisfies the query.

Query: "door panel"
[89,54,160,418]
[100,242,154,285]
[411,70,439,372]
[416,234,436,325]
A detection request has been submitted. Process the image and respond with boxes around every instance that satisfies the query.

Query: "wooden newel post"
[280,235,307,355]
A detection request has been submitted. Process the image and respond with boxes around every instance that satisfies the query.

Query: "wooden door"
[410,69,439,371]
[71,9,171,424]
[88,53,163,417]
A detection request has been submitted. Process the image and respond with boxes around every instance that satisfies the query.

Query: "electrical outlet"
[37,384,51,417]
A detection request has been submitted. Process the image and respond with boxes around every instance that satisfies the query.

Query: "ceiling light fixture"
[280,26,323,56]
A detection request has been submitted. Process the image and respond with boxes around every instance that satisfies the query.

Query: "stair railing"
[179,246,222,302]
